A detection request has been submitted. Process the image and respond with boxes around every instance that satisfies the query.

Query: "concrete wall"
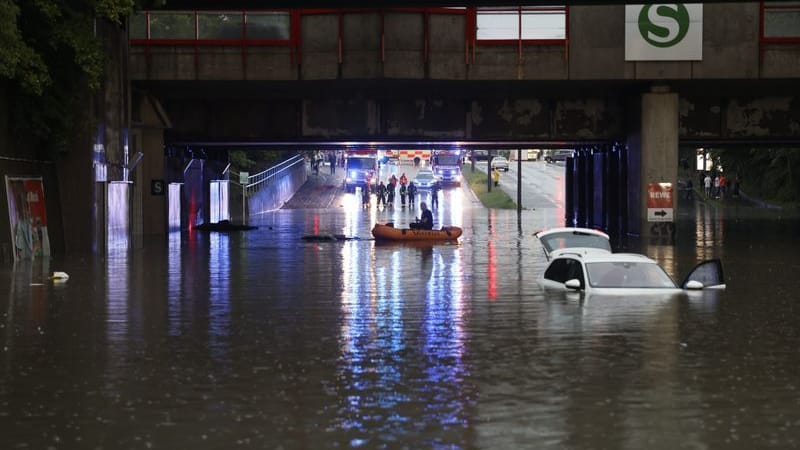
[428,14,467,80]
[384,13,425,79]
[301,14,339,80]
[132,3,797,83]
[640,90,679,235]
[134,95,168,236]
[131,4,800,144]
[247,162,307,216]
[150,87,800,143]
[164,98,300,142]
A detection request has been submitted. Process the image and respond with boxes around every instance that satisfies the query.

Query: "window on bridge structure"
[198,12,244,40]
[476,6,567,42]
[763,1,800,39]
[130,12,147,39]
[148,11,196,40]
[245,12,291,40]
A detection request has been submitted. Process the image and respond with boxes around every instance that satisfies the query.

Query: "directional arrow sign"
[648,208,673,222]
[647,182,674,222]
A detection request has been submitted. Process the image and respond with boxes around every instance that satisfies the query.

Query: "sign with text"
[151,179,165,195]
[625,4,703,61]
[5,176,51,261]
[647,182,674,222]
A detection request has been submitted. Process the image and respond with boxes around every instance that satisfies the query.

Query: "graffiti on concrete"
[726,97,799,138]
[554,98,621,139]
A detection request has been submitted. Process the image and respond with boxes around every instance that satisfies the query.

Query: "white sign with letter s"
[625,4,703,61]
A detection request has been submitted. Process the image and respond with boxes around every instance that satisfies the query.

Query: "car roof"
[550,248,657,264]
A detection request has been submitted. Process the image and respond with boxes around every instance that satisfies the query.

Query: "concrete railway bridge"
[66,3,800,250]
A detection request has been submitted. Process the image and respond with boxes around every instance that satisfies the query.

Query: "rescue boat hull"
[371,223,462,242]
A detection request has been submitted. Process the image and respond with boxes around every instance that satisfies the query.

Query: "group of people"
[311,151,345,176]
[360,172,440,209]
[701,172,740,200]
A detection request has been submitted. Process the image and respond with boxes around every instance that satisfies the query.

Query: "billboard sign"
[625,4,703,61]
[5,176,51,261]
[647,182,674,222]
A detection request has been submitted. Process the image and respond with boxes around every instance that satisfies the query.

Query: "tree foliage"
[716,147,800,205]
[230,149,291,172]
[0,0,134,155]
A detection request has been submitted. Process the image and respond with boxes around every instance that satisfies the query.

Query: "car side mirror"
[685,280,704,290]
[565,279,582,290]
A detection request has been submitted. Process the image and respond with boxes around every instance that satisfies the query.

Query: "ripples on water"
[1,200,800,449]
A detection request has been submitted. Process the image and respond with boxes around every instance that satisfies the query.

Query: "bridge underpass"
[122,3,800,245]
[161,139,627,238]
[135,77,800,240]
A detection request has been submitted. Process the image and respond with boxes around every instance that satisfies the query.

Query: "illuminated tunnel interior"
[163,139,629,235]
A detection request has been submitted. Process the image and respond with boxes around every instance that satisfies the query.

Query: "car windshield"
[435,154,460,165]
[539,231,611,253]
[416,172,434,180]
[586,262,676,288]
[346,158,375,169]
[494,157,506,162]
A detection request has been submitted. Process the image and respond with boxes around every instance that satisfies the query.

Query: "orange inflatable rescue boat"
[371,223,462,242]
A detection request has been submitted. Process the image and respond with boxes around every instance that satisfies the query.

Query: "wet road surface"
[2,178,800,449]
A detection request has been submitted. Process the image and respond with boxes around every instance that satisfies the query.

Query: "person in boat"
[410,202,434,230]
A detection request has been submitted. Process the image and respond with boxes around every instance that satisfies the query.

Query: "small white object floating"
[50,271,69,282]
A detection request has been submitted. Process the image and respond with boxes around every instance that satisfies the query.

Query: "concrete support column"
[640,88,679,236]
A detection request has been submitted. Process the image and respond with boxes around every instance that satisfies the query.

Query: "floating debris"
[301,234,367,241]
[50,271,69,282]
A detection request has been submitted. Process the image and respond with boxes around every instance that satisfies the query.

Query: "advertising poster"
[647,182,674,222]
[5,176,51,261]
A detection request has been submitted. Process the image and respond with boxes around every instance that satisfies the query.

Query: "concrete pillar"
[135,95,169,237]
[640,87,679,236]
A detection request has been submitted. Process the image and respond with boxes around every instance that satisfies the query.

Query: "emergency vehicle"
[431,149,463,186]
[344,149,378,192]
[397,149,431,165]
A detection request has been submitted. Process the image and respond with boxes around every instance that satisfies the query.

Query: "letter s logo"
[638,4,690,48]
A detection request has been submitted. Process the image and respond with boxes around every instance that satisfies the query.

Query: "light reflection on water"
[1,199,800,449]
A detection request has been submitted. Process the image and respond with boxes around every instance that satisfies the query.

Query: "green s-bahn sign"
[625,3,703,61]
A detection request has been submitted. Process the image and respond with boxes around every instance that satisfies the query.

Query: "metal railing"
[233,154,305,192]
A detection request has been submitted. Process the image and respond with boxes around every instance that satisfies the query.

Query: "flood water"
[2,191,800,449]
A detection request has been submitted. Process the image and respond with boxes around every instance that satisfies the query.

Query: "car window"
[545,257,584,288]
[586,262,676,288]
[681,259,725,288]
[544,259,569,283]
[565,259,585,289]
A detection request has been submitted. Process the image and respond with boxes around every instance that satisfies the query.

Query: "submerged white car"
[539,248,726,295]
[534,227,612,260]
